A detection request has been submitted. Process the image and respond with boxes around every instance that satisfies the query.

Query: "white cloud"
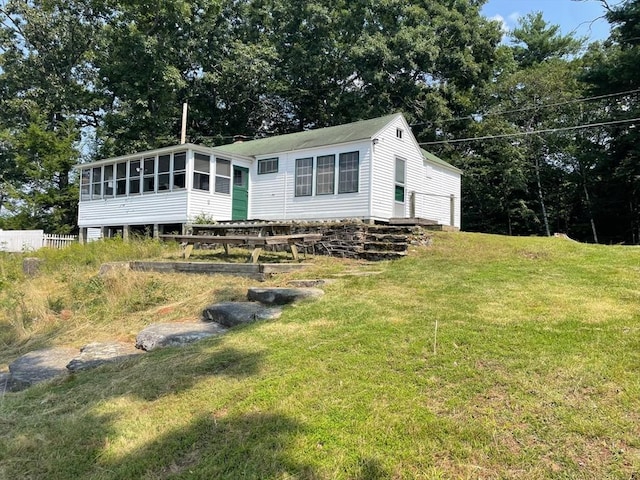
[490,14,509,33]
[508,12,521,25]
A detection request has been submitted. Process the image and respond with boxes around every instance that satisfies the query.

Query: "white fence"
[0,230,78,252]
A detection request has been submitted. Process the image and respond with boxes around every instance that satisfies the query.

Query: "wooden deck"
[159,233,322,263]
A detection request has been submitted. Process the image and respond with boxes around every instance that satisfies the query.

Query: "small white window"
[396,128,403,139]
[258,157,278,174]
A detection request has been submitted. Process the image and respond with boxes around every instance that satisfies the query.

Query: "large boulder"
[8,347,78,391]
[202,302,282,328]
[135,322,227,351]
[247,287,324,305]
[67,342,143,372]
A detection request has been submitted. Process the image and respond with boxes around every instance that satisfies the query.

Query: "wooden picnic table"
[189,222,293,237]
[158,233,322,263]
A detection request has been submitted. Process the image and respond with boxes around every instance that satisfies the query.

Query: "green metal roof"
[214,114,402,157]
[421,148,462,174]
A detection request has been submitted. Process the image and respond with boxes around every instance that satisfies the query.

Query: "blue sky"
[481,0,625,43]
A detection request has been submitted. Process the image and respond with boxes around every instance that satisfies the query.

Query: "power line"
[410,88,640,127]
[419,116,640,145]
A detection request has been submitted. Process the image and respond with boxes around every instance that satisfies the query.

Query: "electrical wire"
[410,88,640,127]
[419,116,640,145]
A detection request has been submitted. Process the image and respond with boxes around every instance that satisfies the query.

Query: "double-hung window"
[91,167,102,199]
[116,162,127,196]
[80,169,90,201]
[215,158,231,194]
[338,151,359,194]
[173,152,186,189]
[143,157,156,193]
[193,153,210,191]
[157,154,170,191]
[103,165,114,197]
[316,155,335,195]
[295,157,313,197]
[129,160,141,195]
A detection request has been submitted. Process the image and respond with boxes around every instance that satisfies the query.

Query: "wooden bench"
[158,233,322,263]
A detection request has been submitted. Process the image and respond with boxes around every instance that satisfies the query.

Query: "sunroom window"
[173,152,186,189]
[129,160,141,195]
[80,169,90,201]
[91,167,102,199]
[143,157,155,193]
[158,154,170,191]
[116,162,127,196]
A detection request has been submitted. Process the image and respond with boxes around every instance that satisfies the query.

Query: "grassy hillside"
[0,233,638,479]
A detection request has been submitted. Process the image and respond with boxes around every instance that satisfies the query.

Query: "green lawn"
[0,233,638,479]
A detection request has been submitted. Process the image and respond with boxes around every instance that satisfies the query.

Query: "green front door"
[232,166,249,220]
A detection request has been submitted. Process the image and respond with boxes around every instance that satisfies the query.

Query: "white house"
[76,113,461,239]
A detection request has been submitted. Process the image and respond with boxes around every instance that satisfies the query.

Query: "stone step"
[359,250,408,261]
[8,347,78,391]
[202,302,282,328]
[364,233,408,242]
[67,342,143,372]
[247,287,324,305]
[136,322,228,351]
[363,241,408,252]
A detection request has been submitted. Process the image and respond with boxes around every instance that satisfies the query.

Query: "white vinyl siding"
[370,116,461,226]
[250,141,371,221]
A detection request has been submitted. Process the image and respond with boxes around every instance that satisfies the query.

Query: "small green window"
[395,185,405,202]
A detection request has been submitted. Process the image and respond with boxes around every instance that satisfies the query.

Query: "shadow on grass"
[1,342,317,479]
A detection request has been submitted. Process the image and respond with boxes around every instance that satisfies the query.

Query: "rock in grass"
[202,302,282,328]
[66,342,143,372]
[0,372,17,393]
[135,322,227,351]
[8,347,78,391]
[247,287,324,305]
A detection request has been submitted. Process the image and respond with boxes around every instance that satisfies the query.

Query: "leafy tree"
[582,0,640,244]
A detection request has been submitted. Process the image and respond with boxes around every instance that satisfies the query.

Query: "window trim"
[257,157,279,175]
